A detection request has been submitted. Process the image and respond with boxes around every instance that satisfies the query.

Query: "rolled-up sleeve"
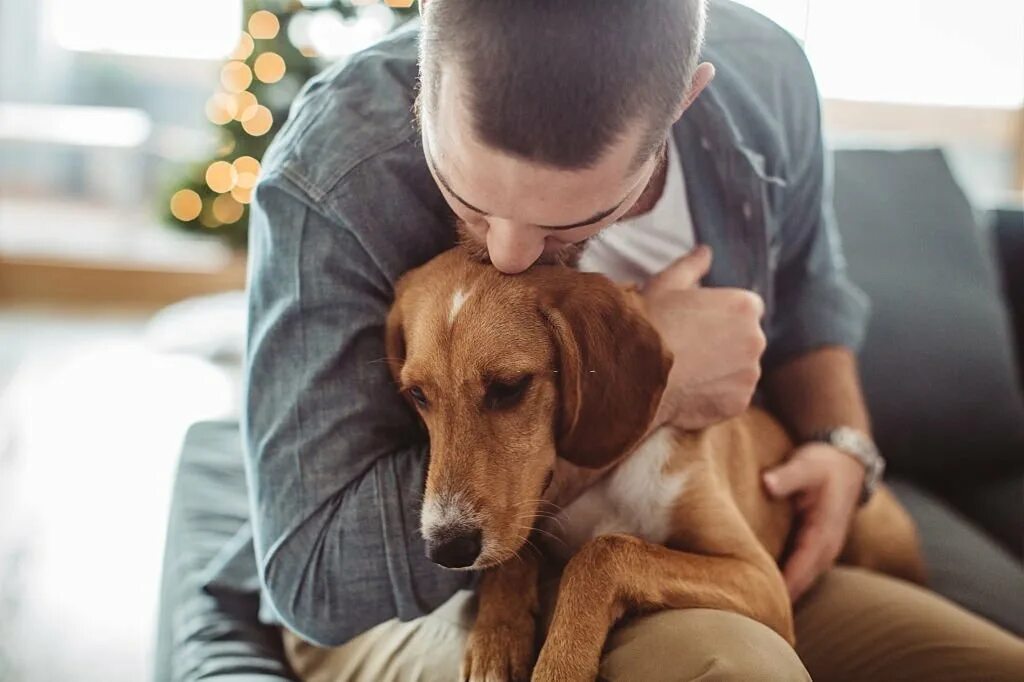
[763,48,871,370]
[242,175,470,647]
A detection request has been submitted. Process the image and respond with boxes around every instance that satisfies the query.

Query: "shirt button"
[700,136,712,151]
[742,201,753,220]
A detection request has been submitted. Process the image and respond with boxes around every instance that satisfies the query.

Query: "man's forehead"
[423,102,654,229]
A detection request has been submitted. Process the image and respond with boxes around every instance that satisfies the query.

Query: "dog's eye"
[406,386,428,408]
[484,375,532,410]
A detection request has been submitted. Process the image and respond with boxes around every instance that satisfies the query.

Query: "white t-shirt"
[577,142,696,285]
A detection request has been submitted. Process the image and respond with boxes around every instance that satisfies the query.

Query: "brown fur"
[386,248,926,682]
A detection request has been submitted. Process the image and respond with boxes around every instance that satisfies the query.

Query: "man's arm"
[764,346,870,439]
[756,37,873,600]
[243,176,469,647]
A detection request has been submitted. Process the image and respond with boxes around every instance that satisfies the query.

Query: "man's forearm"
[763,345,871,441]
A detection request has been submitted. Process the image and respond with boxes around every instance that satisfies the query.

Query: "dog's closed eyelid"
[483,374,533,410]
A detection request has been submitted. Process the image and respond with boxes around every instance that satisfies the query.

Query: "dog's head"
[385,248,671,570]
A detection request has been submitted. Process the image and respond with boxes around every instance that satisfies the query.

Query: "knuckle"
[750,329,768,356]
[722,392,752,417]
[738,366,761,391]
[730,290,764,317]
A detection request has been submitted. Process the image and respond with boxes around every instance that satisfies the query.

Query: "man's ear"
[673,62,716,120]
[540,271,673,469]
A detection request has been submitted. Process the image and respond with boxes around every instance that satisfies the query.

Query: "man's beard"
[454,218,591,270]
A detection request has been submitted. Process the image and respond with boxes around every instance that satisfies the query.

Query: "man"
[244,1,1024,679]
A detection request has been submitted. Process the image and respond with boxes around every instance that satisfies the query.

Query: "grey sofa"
[153,148,1024,681]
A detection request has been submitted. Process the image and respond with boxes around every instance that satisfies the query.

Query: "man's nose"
[486,220,544,274]
[425,526,482,568]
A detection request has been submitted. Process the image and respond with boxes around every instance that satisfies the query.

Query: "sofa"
[153,148,1024,680]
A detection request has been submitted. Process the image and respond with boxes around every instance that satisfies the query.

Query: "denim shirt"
[243,1,869,646]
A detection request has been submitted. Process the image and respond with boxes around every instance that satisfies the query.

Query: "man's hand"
[641,245,767,431]
[763,443,865,601]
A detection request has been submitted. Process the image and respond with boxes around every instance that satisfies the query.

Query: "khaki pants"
[284,567,1024,681]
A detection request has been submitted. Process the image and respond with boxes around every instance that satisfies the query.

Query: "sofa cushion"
[831,148,1024,480]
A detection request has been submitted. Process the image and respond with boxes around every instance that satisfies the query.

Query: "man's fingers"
[782,526,822,600]
[763,456,819,499]
[645,244,713,295]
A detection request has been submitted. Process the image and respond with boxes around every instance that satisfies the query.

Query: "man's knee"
[599,608,809,681]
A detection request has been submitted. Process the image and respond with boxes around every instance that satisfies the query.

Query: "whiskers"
[512,497,568,533]
[368,356,405,367]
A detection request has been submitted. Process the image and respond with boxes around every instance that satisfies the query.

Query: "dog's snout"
[426,527,482,568]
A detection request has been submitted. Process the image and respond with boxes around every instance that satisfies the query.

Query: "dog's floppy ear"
[540,271,672,468]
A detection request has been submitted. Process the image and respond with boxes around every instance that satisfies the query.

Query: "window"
[734,0,1024,107]
[46,0,242,60]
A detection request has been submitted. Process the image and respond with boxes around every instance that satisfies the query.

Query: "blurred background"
[0,1,1021,681]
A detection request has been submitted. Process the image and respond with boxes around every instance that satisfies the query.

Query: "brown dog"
[385,247,925,682]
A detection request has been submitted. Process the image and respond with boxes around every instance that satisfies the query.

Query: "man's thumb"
[646,244,712,295]
[763,458,816,499]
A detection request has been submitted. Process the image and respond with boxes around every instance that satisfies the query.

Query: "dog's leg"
[462,548,541,682]
[531,534,791,682]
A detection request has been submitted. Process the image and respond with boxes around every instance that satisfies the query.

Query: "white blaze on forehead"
[448,287,471,326]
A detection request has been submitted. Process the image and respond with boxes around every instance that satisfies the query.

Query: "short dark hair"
[418,0,707,171]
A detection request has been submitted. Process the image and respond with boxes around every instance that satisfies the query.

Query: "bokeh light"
[212,194,245,224]
[205,161,238,193]
[199,205,222,229]
[248,10,280,40]
[215,137,236,157]
[229,32,254,60]
[204,92,237,125]
[169,189,202,221]
[220,61,253,94]
[254,52,286,84]
[231,186,253,204]
[232,156,261,189]
[233,92,258,121]
[241,105,273,136]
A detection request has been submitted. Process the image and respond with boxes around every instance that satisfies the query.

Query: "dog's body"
[385,248,925,682]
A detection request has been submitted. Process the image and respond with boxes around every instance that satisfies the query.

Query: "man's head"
[415,0,712,274]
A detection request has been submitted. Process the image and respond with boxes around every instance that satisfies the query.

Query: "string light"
[206,160,238,193]
[199,206,222,229]
[232,156,261,189]
[220,61,253,93]
[248,10,280,40]
[169,189,202,221]
[233,92,258,121]
[231,186,253,204]
[204,92,237,125]
[216,137,236,157]
[213,194,245,224]
[242,105,273,136]
[254,52,287,83]
[229,32,255,60]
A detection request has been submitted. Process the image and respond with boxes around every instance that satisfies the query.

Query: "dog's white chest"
[542,427,687,562]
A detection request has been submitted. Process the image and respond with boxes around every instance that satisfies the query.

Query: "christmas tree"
[164,0,417,248]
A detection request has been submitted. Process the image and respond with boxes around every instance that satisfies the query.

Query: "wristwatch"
[811,427,886,505]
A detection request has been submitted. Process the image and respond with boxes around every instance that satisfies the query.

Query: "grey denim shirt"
[242,1,870,647]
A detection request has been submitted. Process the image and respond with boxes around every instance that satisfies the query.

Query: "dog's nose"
[426,528,482,568]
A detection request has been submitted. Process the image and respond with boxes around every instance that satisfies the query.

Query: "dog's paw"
[461,620,535,682]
